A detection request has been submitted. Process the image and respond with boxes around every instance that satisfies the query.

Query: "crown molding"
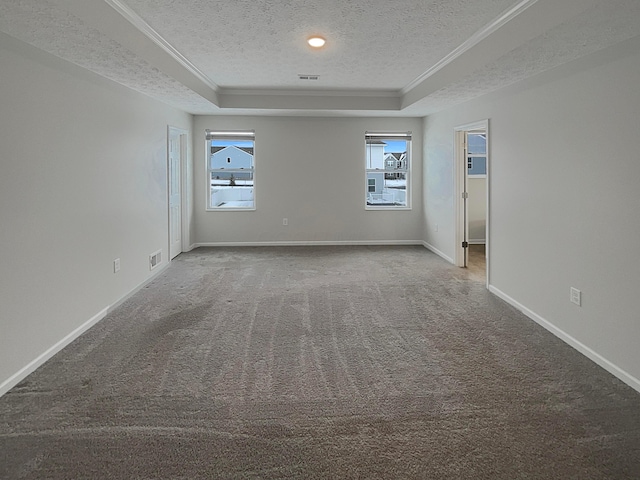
[104,0,219,92]
[401,0,539,95]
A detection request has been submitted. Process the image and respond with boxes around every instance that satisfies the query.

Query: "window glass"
[467,133,486,154]
[207,130,255,209]
[365,132,411,208]
[467,132,486,176]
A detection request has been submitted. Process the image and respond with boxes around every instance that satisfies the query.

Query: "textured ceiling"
[406,0,640,115]
[1,0,640,116]
[0,0,216,113]
[123,0,517,90]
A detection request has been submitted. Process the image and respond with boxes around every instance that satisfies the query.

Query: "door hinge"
[462,241,469,248]
[462,192,469,199]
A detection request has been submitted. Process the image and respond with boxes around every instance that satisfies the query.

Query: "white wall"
[0,34,193,393]
[422,37,640,390]
[467,177,486,243]
[194,116,423,245]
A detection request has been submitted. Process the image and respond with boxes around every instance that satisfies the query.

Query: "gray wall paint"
[0,35,193,389]
[423,38,640,386]
[467,178,486,243]
[194,116,424,245]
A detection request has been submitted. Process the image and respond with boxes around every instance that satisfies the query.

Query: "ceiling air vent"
[298,74,319,80]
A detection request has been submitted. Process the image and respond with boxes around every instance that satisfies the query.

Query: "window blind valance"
[365,131,412,142]
[206,130,255,141]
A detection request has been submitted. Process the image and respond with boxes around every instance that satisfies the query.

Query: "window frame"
[365,131,411,210]
[206,129,256,211]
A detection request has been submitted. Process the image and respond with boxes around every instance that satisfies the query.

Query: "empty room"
[2,0,640,478]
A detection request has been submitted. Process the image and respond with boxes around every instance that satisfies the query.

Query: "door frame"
[454,119,489,286]
[167,125,189,260]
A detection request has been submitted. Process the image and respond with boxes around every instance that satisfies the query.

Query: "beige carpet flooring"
[1,246,640,479]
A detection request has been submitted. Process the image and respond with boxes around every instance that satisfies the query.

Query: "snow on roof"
[211,145,254,155]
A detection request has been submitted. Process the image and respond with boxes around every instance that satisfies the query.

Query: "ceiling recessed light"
[307,36,326,48]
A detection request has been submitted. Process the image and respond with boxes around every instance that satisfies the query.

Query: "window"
[365,131,411,208]
[467,132,486,177]
[206,130,255,210]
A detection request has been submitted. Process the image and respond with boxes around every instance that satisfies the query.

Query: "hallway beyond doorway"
[467,243,486,282]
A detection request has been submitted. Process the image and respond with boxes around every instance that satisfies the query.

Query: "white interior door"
[168,129,182,259]
[454,129,469,268]
[463,133,470,267]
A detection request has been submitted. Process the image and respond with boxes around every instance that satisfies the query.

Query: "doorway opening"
[454,120,489,286]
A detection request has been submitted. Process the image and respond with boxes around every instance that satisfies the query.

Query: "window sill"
[206,207,256,212]
[365,206,412,211]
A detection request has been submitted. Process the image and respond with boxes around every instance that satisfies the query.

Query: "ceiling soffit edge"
[401,0,540,95]
[219,88,401,98]
[400,0,605,109]
[218,93,401,111]
[104,0,219,92]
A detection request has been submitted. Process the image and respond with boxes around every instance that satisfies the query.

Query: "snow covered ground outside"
[384,179,406,188]
[211,185,253,207]
[210,179,405,206]
[211,180,253,186]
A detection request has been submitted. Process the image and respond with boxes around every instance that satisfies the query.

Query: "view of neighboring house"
[366,139,408,206]
[384,152,407,179]
[467,133,487,176]
[366,140,386,197]
[210,145,254,180]
[209,142,255,208]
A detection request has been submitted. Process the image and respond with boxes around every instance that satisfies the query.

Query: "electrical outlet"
[570,287,581,306]
[435,224,439,232]
[113,258,121,273]
[282,218,288,226]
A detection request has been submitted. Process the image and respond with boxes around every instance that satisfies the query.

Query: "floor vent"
[298,74,319,80]
[149,250,162,271]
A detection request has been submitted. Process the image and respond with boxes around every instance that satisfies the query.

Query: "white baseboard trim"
[422,241,455,264]
[107,262,170,313]
[0,262,171,398]
[193,240,424,248]
[0,307,108,397]
[489,285,640,394]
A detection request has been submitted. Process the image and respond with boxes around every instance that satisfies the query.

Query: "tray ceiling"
[1,0,639,116]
